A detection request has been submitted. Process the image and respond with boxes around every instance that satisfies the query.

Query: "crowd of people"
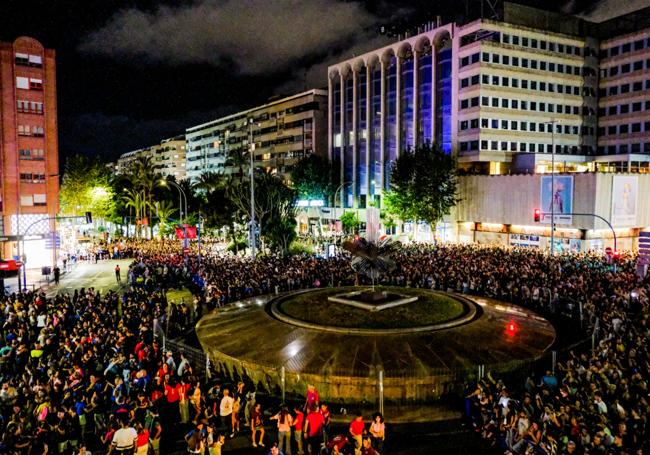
[0,238,647,454]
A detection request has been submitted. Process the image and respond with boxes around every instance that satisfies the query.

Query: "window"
[460,120,468,130]
[492,75,499,85]
[609,86,618,95]
[512,100,519,109]
[32,149,44,159]
[482,74,489,84]
[481,140,488,150]
[521,122,527,131]
[461,78,469,88]
[17,125,29,136]
[16,77,29,89]
[521,100,528,110]
[610,46,619,56]
[622,43,631,53]
[33,194,46,206]
[620,104,629,114]
[29,78,42,90]
[32,126,44,137]
[501,120,509,129]
[20,195,33,207]
[461,99,469,109]
[637,39,647,50]
[470,97,479,107]
[481,96,489,106]
[531,81,537,90]
[28,55,43,67]
[19,149,30,159]
[512,78,519,88]
[522,80,528,89]
[632,123,641,132]
[621,84,630,93]
[548,62,555,72]
[501,98,509,108]
[531,60,538,69]
[531,39,538,48]
[461,56,469,67]
[622,63,631,74]
[492,54,500,64]
[15,53,28,65]
[620,124,629,134]
[491,98,498,107]
[634,60,643,71]
[540,82,547,91]
[511,121,518,130]
[540,41,547,50]
[530,123,536,132]
[491,119,498,129]
[502,55,510,65]
[482,52,490,62]
[502,77,510,87]
[481,118,488,128]
[529,143,536,152]
[610,66,619,76]
[512,57,519,67]
[522,37,529,47]
[491,141,498,150]
[512,36,519,46]
[633,102,642,112]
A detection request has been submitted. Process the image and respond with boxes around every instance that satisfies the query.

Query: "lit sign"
[297,199,325,207]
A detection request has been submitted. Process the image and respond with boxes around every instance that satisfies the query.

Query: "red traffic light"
[534,208,541,222]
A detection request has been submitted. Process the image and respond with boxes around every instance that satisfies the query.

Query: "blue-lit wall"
[436,47,453,154]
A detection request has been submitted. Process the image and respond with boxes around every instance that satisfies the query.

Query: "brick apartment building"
[0,37,59,267]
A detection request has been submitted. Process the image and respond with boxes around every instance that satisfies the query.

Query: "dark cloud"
[80,0,381,74]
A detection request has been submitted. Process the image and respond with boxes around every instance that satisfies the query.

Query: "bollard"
[281,366,286,404]
[378,369,384,416]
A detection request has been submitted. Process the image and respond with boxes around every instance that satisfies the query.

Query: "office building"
[0,37,59,267]
[326,2,650,250]
[185,89,327,183]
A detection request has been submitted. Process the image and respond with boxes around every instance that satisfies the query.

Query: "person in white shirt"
[110,420,137,453]
[219,389,234,436]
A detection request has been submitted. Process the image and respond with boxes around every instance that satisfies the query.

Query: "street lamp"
[248,119,261,258]
[333,182,352,232]
[160,179,187,222]
[544,119,558,255]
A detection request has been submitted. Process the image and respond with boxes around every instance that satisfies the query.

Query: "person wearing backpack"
[185,422,205,454]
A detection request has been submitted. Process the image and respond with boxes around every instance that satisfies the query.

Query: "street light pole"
[333,181,352,230]
[163,179,188,251]
[546,119,558,255]
[248,119,256,258]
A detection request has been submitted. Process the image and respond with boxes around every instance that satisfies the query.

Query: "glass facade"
[400,54,414,151]
[344,75,354,207]
[370,64,382,200]
[358,68,368,207]
[418,48,433,144]
[329,36,454,206]
[437,47,453,153]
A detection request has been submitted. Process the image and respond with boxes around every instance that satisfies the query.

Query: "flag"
[186,226,197,239]
[175,227,185,239]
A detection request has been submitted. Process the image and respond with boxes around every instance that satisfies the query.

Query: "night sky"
[1,0,643,164]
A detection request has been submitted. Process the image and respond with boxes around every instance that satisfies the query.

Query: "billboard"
[540,175,573,225]
[611,176,638,227]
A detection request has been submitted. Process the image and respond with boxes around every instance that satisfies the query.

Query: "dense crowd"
[0,239,647,454]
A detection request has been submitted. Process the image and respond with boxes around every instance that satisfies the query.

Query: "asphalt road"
[43,259,133,296]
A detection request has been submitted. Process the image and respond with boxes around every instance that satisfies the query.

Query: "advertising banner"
[540,175,573,225]
[611,176,638,227]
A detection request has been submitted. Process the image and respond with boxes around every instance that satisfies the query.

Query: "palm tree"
[225,146,248,183]
[123,188,146,238]
[152,200,177,239]
[128,156,162,238]
[193,171,223,193]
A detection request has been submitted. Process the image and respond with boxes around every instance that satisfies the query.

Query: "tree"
[152,200,177,239]
[384,143,459,227]
[193,171,223,194]
[60,155,115,220]
[340,211,360,234]
[229,171,298,255]
[290,154,337,203]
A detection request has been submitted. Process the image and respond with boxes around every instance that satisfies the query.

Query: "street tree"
[60,155,115,220]
[291,154,338,203]
[384,143,459,228]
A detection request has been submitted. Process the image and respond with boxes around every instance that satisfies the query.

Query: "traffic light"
[612,250,621,261]
[534,208,541,222]
[85,212,92,224]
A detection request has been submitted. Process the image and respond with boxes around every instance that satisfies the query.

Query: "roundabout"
[196,287,556,413]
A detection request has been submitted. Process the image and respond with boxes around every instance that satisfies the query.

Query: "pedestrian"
[320,403,331,444]
[360,436,379,455]
[134,422,149,455]
[54,265,60,285]
[293,406,305,455]
[304,384,320,413]
[349,412,365,455]
[368,412,384,454]
[185,422,205,454]
[303,403,324,455]
[115,264,121,283]
[271,405,293,455]
[109,419,137,454]
[251,403,265,447]
[219,389,234,436]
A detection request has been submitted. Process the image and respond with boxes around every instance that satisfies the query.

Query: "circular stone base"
[196,289,555,408]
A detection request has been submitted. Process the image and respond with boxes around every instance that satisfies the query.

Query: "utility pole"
[546,119,558,255]
[249,119,256,258]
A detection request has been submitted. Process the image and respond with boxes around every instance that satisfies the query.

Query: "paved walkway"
[5,259,133,296]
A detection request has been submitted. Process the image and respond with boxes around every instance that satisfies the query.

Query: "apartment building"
[116,135,186,179]
[185,89,327,183]
[0,37,59,267]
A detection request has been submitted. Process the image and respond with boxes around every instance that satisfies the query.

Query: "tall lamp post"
[333,181,352,233]
[248,119,260,258]
[161,179,188,250]
[545,119,558,255]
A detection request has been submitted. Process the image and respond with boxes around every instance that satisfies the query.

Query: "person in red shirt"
[349,413,365,454]
[293,406,305,455]
[164,378,181,422]
[304,384,319,413]
[320,403,331,444]
[303,404,324,455]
